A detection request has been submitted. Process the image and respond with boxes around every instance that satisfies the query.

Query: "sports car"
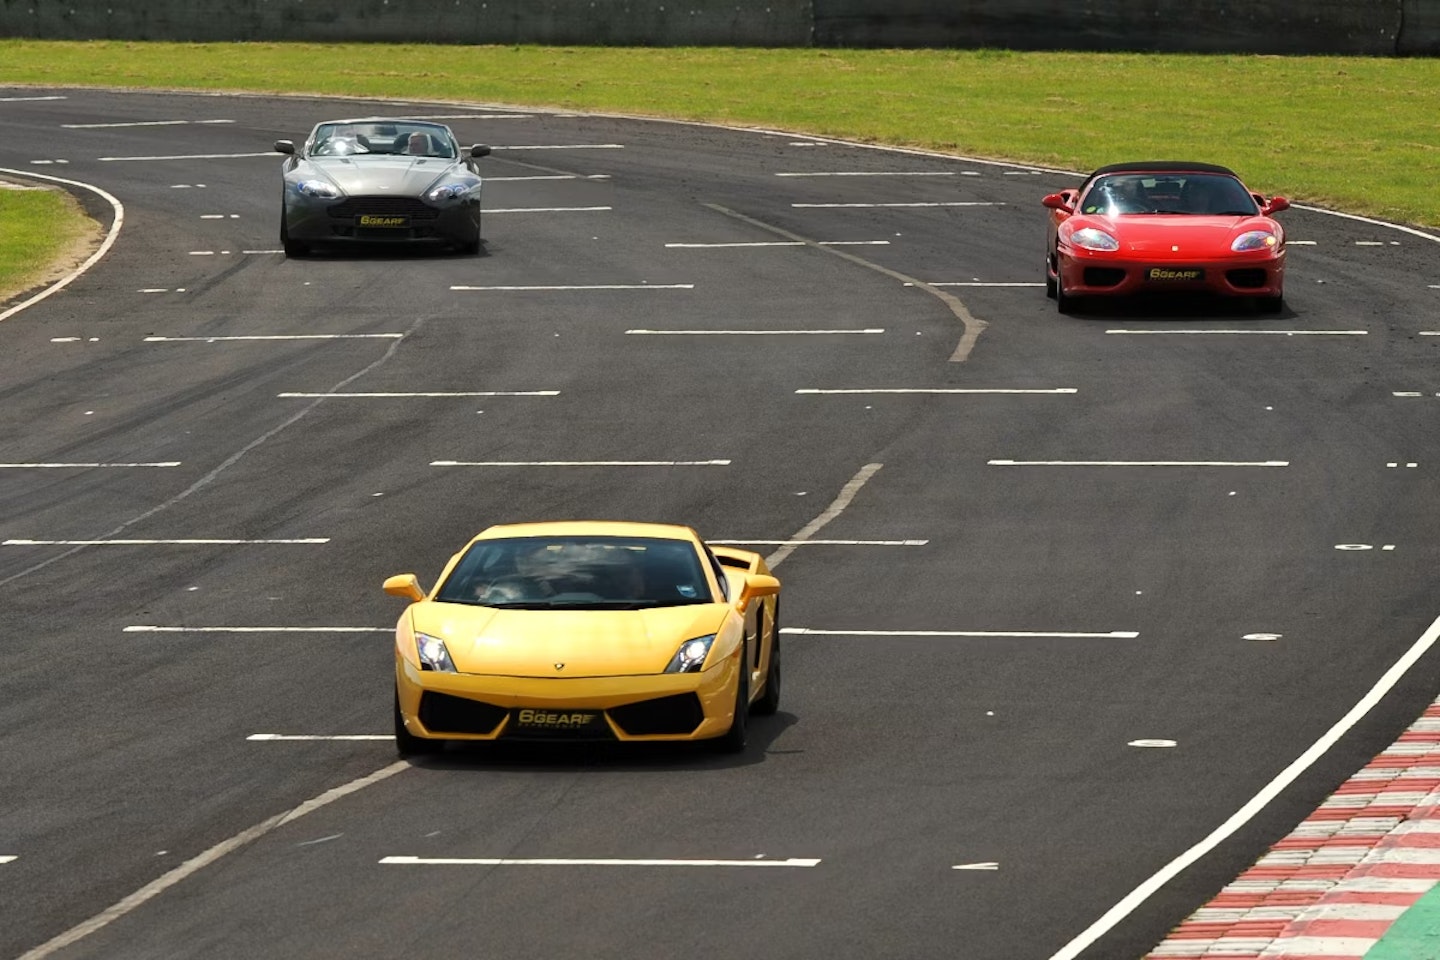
[1043,161,1290,313]
[274,117,491,257]
[384,521,782,756]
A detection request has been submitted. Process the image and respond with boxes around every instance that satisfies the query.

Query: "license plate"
[357,214,409,228]
[507,708,611,738]
[1146,267,1205,282]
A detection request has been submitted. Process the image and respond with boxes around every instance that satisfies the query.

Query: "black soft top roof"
[1082,161,1239,188]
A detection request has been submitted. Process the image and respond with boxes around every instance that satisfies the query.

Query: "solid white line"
[15,762,409,960]
[0,95,65,101]
[0,168,124,325]
[431,460,730,467]
[6,539,328,546]
[709,539,927,546]
[248,734,391,741]
[487,206,611,213]
[145,334,404,342]
[792,201,1001,208]
[766,462,883,569]
[775,171,956,177]
[1290,203,1440,246]
[451,284,692,291]
[924,281,1046,287]
[798,388,1076,395]
[663,240,889,248]
[1106,329,1367,336]
[626,329,884,336]
[277,391,558,398]
[126,626,389,633]
[380,856,820,868]
[783,628,1141,639]
[62,119,232,129]
[97,152,273,161]
[0,462,180,468]
[989,460,1289,467]
[1048,609,1440,960]
[491,144,624,150]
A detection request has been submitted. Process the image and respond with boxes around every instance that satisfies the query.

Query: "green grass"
[0,186,93,300]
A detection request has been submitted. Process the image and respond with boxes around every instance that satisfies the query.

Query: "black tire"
[1045,253,1057,299]
[1256,292,1284,314]
[458,235,481,256]
[394,689,444,758]
[752,601,781,716]
[1056,261,1079,315]
[280,210,309,258]
[708,653,749,754]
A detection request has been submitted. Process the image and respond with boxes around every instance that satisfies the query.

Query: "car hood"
[304,157,453,196]
[411,602,730,678]
[1083,215,1279,257]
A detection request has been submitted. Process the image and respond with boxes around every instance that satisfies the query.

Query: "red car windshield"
[1081,173,1259,217]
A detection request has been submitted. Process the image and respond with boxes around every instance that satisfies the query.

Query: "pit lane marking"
[627,328,884,335]
[146,334,404,342]
[775,171,958,178]
[451,284,693,291]
[431,459,730,467]
[62,119,234,129]
[791,201,1003,209]
[0,462,180,468]
[98,152,273,161]
[380,856,820,868]
[1106,329,1367,336]
[5,539,328,546]
[783,628,1140,639]
[989,459,1289,467]
[664,240,890,248]
[277,391,558,398]
[799,388,1075,395]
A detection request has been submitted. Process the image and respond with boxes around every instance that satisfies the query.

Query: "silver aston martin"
[275,118,492,257]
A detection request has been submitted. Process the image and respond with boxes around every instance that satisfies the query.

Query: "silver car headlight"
[1069,228,1120,252]
[296,179,343,199]
[416,632,457,673]
[664,635,715,674]
[426,181,475,202]
[1232,230,1279,252]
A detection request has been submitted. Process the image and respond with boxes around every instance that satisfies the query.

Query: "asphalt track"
[1,89,1438,960]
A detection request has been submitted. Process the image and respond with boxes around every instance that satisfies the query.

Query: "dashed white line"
[799,388,1075,395]
[242,249,283,255]
[0,856,17,864]
[485,174,610,181]
[1288,240,1318,245]
[145,334,404,342]
[431,459,730,467]
[709,539,927,546]
[627,328,884,336]
[920,281,1046,288]
[277,391,558,398]
[248,734,391,741]
[491,144,625,151]
[380,856,820,868]
[6,539,328,546]
[487,206,612,214]
[783,628,1141,639]
[98,152,273,161]
[126,626,389,634]
[451,284,693,292]
[1106,329,1367,336]
[199,214,240,220]
[989,460,1289,467]
[1,95,65,101]
[953,862,1001,870]
[0,462,180,469]
[775,171,957,178]
[663,240,889,248]
[792,201,1002,208]
[62,119,233,129]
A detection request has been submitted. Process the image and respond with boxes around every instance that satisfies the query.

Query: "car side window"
[703,546,730,601]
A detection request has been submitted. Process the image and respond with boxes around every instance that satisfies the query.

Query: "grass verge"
[0,184,98,306]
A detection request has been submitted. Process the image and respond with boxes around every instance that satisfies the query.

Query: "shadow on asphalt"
[1059,293,1293,320]
[286,239,491,262]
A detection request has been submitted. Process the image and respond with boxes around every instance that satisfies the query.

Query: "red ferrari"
[1043,162,1289,314]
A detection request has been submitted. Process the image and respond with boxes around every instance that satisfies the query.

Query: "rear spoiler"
[707,544,767,576]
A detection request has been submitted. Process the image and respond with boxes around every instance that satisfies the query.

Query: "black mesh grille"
[1083,267,1126,287]
[328,197,440,220]
[418,692,507,735]
[716,555,752,570]
[1226,268,1268,289]
[608,693,705,736]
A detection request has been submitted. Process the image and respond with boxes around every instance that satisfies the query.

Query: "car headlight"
[416,633,457,673]
[1069,228,1120,252]
[295,179,342,199]
[1232,230,1279,252]
[426,181,474,202]
[664,635,715,674]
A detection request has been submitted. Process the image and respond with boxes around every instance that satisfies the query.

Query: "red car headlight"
[1069,228,1120,252]
[1232,230,1279,252]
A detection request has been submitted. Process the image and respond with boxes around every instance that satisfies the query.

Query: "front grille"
[328,197,439,220]
[417,692,507,735]
[1083,267,1126,287]
[608,693,705,736]
[1226,268,1268,289]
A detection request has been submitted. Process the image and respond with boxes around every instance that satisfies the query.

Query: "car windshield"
[436,535,716,610]
[1080,173,1259,216]
[309,121,456,159]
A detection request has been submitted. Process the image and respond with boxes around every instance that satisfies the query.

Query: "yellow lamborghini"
[384,521,781,756]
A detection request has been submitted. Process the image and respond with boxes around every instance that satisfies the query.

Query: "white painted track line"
[491,144,624,151]
[487,206,611,214]
[126,626,389,634]
[1,95,65,101]
[6,539,328,546]
[765,462,883,569]
[485,175,610,182]
[925,281,1046,288]
[627,329,884,336]
[989,460,1289,467]
[664,240,889,248]
[0,462,180,468]
[63,119,232,129]
[431,459,730,467]
[710,539,926,546]
[784,628,1140,639]
[792,201,1001,208]
[98,152,273,161]
[145,335,404,342]
[380,856,821,868]
[776,171,956,177]
[0,856,17,864]
[1106,329,1367,336]
[798,388,1075,395]
[277,391,558,398]
[248,734,391,741]
[451,284,693,292]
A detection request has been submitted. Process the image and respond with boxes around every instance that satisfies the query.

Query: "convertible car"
[275,117,491,256]
[1043,161,1289,313]
[384,521,782,756]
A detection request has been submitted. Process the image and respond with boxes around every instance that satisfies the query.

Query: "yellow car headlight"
[664,635,715,674]
[416,633,457,673]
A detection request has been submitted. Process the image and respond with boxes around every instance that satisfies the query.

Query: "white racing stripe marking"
[784,628,1140,639]
[431,459,730,467]
[487,206,611,214]
[125,626,388,633]
[145,334,404,342]
[766,462,883,569]
[62,119,233,129]
[775,171,957,177]
[451,284,693,291]
[6,539,328,546]
[792,201,1002,208]
[664,240,889,248]
[277,391,558,398]
[710,539,927,546]
[1107,329,1367,336]
[14,763,409,960]
[627,329,884,336]
[248,734,391,741]
[799,388,1075,395]
[98,152,273,161]
[1,95,65,101]
[492,144,624,151]
[989,459,1289,467]
[0,462,180,468]
[380,856,820,868]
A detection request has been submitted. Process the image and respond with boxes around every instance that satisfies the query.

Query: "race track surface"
[1,89,1438,960]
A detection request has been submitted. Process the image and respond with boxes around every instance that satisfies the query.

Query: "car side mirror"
[1264,196,1290,215]
[1042,191,1075,214]
[470,144,492,159]
[274,139,296,155]
[383,574,426,602]
[737,573,780,611]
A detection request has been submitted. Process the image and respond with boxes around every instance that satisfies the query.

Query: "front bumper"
[395,655,742,743]
[285,194,479,245]
[1057,248,1285,298]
